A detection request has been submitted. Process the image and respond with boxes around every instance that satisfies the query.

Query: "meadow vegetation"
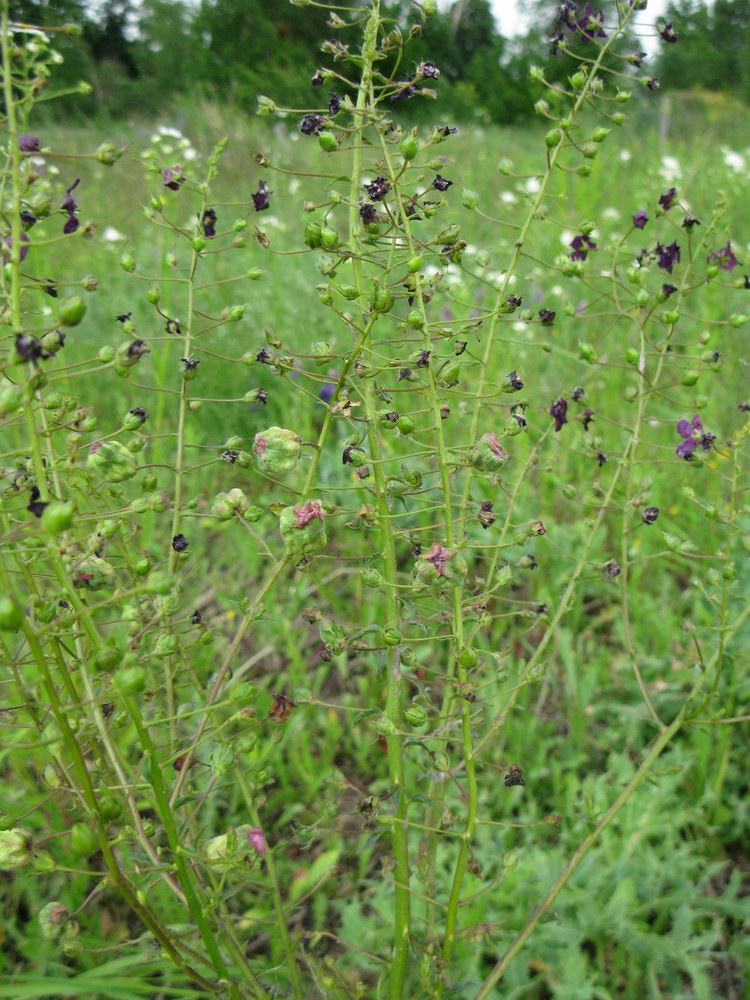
[1,2,749,998]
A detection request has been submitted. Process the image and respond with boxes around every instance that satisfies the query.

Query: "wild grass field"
[2,21,750,998]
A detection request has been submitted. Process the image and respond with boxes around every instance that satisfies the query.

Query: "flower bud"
[39,901,78,940]
[95,142,124,165]
[120,253,136,273]
[681,370,699,386]
[318,131,338,152]
[211,746,236,777]
[230,681,257,706]
[545,128,562,148]
[461,189,478,210]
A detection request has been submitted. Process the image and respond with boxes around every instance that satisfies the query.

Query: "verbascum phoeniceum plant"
[1,1,749,997]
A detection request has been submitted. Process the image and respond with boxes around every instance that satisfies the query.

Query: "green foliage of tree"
[657,0,750,103]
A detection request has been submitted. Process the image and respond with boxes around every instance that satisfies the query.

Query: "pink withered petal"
[247,827,266,857]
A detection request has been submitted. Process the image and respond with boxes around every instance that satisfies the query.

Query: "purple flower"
[538,309,556,325]
[311,70,324,87]
[61,178,80,213]
[632,210,649,229]
[676,414,716,460]
[580,408,594,431]
[201,208,217,238]
[433,175,453,192]
[252,180,272,212]
[359,203,377,223]
[557,1,578,31]
[327,92,341,114]
[319,383,335,403]
[163,165,183,191]
[577,4,606,42]
[247,827,266,857]
[642,506,659,524]
[2,232,30,263]
[417,60,440,79]
[570,233,597,261]
[682,213,700,229]
[659,187,677,211]
[172,534,189,552]
[550,397,568,432]
[656,241,680,273]
[18,134,40,153]
[661,283,677,299]
[647,78,661,91]
[707,241,740,272]
[659,22,678,44]
[61,178,80,234]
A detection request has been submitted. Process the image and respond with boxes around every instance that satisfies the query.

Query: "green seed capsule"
[400,136,418,160]
[115,665,147,695]
[0,597,24,632]
[57,296,86,327]
[318,131,338,153]
[70,822,98,858]
[41,501,73,535]
[404,705,427,727]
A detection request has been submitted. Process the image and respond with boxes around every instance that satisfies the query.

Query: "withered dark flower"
[27,486,49,518]
[269,692,295,722]
[504,764,525,788]
[298,113,327,136]
[642,506,659,524]
[433,175,453,192]
[364,177,390,202]
[172,533,189,552]
[252,180,272,212]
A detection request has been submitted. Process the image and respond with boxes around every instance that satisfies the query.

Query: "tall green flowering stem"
[344,6,411,997]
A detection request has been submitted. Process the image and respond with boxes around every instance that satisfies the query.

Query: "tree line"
[8,1,749,122]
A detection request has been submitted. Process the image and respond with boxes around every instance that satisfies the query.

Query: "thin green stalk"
[236,768,304,1000]
[125,695,253,1000]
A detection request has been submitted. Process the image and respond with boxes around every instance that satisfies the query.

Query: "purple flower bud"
[2,232,30,263]
[632,209,649,229]
[327,92,341,114]
[642,506,659,524]
[19,133,40,153]
[538,309,556,325]
[658,187,677,211]
[658,21,678,44]
[550,397,568,432]
[682,213,700,229]
[201,208,217,238]
[61,178,80,214]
